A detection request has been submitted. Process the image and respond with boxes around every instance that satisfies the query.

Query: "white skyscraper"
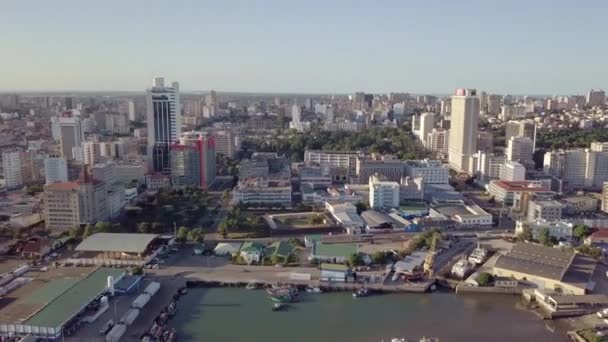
[448,89,479,174]
[146,77,181,174]
[507,136,534,164]
[44,156,68,185]
[418,112,435,144]
[2,151,23,190]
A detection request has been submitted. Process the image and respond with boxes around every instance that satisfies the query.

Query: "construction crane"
[423,232,439,277]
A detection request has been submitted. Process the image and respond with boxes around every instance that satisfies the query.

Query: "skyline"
[2,0,607,94]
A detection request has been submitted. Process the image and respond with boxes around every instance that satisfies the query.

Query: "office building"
[448,89,479,174]
[44,156,68,185]
[426,128,449,155]
[543,148,608,190]
[83,141,101,166]
[403,159,449,184]
[146,77,181,175]
[170,131,216,189]
[486,94,501,115]
[356,155,403,183]
[414,112,434,144]
[505,120,535,142]
[526,200,565,223]
[476,152,505,183]
[58,114,83,161]
[304,150,363,179]
[2,151,23,190]
[213,129,237,158]
[586,89,605,107]
[476,132,493,153]
[369,175,400,209]
[507,136,534,164]
[500,160,526,181]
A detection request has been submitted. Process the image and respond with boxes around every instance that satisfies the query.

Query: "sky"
[1,0,607,94]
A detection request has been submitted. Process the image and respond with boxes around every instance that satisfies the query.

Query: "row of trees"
[218,208,270,238]
[243,125,429,162]
[176,226,205,243]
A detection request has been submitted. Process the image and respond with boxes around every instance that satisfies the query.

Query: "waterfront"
[169,288,569,342]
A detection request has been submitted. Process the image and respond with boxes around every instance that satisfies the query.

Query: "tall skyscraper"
[170,131,216,189]
[58,113,83,161]
[448,88,479,174]
[586,89,606,107]
[44,155,68,185]
[146,77,181,174]
[2,151,23,190]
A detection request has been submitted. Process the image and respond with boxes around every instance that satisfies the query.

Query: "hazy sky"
[2,0,607,94]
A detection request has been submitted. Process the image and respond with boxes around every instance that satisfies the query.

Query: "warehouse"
[73,233,171,266]
[494,242,596,295]
[0,267,124,339]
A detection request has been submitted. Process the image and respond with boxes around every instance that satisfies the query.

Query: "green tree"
[137,222,151,233]
[573,224,591,240]
[131,266,143,275]
[477,272,493,286]
[26,185,43,196]
[83,224,95,239]
[354,201,367,215]
[188,228,204,243]
[371,251,388,265]
[538,227,553,246]
[517,225,533,242]
[221,190,231,202]
[347,253,364,267]
[287,237,304,248]
[176,226,189,242]
[95,221,112,233]
[270,254,283,265]
[69,225,84,240]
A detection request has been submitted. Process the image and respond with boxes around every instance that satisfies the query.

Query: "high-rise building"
[58,114,83,161]
[213,130,237,158]
[602,182,608,213]
[544,148,608,190]
[44,156,68,185]
[507,136,534,164]
[505,120,535,142]
[476,132,494,153]
[146,77,181,175]
[448,88,479,174]
[426,128,449,155]
[356,155,403,183]
[170,131,216,189]
[43,180,109,231]
[586,89,605,107]
[486,94,501,114]
[476,152,505,183]
[415,113,435,144]
[2,151,23,190]
[83,141,101,166]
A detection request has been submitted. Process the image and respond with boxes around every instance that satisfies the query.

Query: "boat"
[245,282,258,290]
[353,287,370,298]
[467,247,488,265]
[272,303,286,311]
[305,286,322,293]
[270,294,297,303]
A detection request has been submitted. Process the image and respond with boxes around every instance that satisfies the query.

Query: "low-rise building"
[320,263,351,282]
[516,219,574,241]
[145,173,170,190]
[429,201,492,227]
[494,242,595,295]
[369,175,400,209]
[360,210,406,233]
[526,200,564,223]
[239,242,265,264]
[561,196,599,215]
[487,180,552,205]
[325,202,364,234]
[402,159,449,184]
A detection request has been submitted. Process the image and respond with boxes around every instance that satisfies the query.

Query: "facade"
[356,156,403,183]
[586,89,605,107]
[516,219,573,241]
[304,150,363,179]
[602,182,608,213]
[2,151,23,190]
[426,128,449,155]
[507,136,534,164]
[44,156,68,185]
[146,77,181,175]
[526,200,564,223]
[543,148,608,190]
[488,180,552,205]
[369,175,400,209]
[500,161,526,181]
[83,141,101,166]
[402,159,449,184]
[43,181,105,231]
[145,173,171,190]
[58,114,83,161]
[212,129,237,158]
[505,120,535,142]
[114,162,147,185]
[448,88,479,174]
[170,131,216,189]
[399,176,424,201]
[233,178,292,205]
[476,152,505,183]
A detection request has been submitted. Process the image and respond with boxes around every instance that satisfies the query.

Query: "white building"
[448,89,479,174]
[146,77,181,174]
[403,159,449,184]
[500,161,526,181]
[515,219,573,241]
[2,151,23,189]
[369,175,400,209]
[543,148,608,190]
[400,176,424,201]
[233,178,292,205]
[304,150,363,178]
[507,136,534,164]
[426,128,449,155]
[476,152,505,183]
[44,156,68,185]
[58,115,83,161]
[527,200,564,223]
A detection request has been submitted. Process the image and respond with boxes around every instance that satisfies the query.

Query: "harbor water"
[169,288,569,342]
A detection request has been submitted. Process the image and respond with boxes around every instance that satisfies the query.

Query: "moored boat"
[353,287,370,298]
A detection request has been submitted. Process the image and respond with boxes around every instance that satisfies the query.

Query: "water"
[169,288,569,342]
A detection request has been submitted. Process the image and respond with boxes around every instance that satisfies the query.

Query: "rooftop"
[266,241,293,257]
[361,210,395,228]
[494,242,574,281]
[320,263,350,272]
[75,233,160,254]
[25,268,124,328]
[491,180,549,192]
[45,182,79,191]
[312,241,358,259]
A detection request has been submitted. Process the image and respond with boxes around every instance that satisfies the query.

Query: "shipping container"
[105,323,126,342]
[120,308,139,326]
[131,293,150,309]
[144,282,160,297]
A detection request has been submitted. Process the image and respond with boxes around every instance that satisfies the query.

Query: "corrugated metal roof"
[75,233,160,253]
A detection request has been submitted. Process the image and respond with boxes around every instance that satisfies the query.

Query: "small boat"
[270,294,297,303]
[272,303,286,311]
[305,286,323,293]
[245,282,258,290]
[353,287,370,298]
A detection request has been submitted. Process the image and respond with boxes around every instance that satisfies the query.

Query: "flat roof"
[76,233,160,254]
[25,268,124,328]
[361,210,394,227]
[491,180,548,192]
[320,263,349,272]
[312,242,358,259]
[432,204,471,216]
[494,243,574,281]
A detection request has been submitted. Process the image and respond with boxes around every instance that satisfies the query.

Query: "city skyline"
[2,0,607,94]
